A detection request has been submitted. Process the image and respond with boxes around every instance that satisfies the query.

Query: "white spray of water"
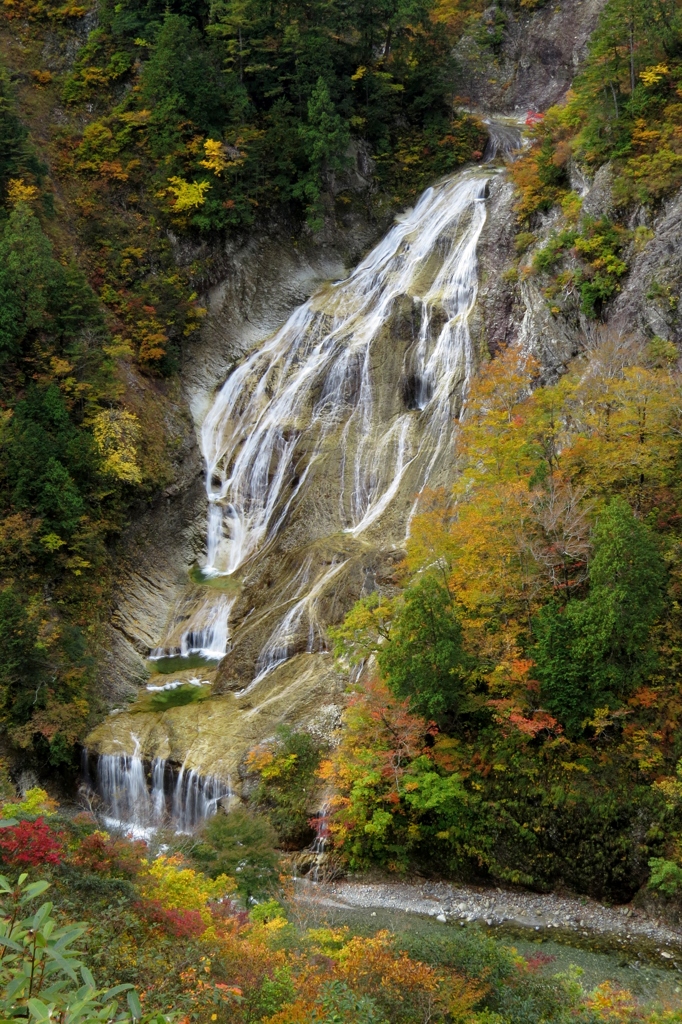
[93,737,232,835]
[201,170,491,577]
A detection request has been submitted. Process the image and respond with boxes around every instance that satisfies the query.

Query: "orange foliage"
[337,930,480,1023]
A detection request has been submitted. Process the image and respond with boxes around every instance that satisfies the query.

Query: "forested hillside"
[0,0,483,772]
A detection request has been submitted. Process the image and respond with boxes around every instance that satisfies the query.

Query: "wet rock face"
[455,0,607,114]
[99,212,386,708]
[470,175,520,355]
[612,188,682,343]
[87,652,346,776]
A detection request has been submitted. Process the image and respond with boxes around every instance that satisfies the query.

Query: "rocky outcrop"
[87,652,345,777]
[98,206,385,710]
[455,0,607,115]
[472,174,582,377]
[612,189,682,344]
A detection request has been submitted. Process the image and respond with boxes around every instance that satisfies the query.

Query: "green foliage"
[0,588,46,728]
[531,218,628,318]
[0,204,100,364]
[248,899,286,924]
[521,0,682,215]
[326,344,682,898]
[62,0,484,234]
[312,980,389,1024]
[249,726,324,848]
[0,872,147,1024]
[377,575,471,726]
[648,856,682,896]
[294,76,351,227]
[135,683,211,713]
[0,788,56,820]
[0,69,43,208]
[534,498,666,736]
[397,929,592,1024]
[141,14,227,141]
[192,807,281,900]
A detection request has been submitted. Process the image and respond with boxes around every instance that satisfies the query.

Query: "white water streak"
[95,741,232,834]
[201,169,492,576]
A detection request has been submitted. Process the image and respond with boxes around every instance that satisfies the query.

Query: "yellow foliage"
[142,854,235,924]
[640,64,669,87]
[1,786,58,818]
[164,176,211,211]
[199,139,229,176]
[93,408,143,484]
[429,0,485,35]
[7,178,39,204]
[631,118,662,152]
[406,339,682,683]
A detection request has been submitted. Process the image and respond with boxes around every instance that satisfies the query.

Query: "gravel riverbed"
[296,878,682,964]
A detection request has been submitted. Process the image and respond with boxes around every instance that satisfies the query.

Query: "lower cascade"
[84,745,232,834]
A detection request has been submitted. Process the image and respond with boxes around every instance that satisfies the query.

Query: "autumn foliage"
[328,338,682,897]
[0,817,64,867]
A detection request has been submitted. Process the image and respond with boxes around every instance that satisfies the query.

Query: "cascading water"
[309,800,331,883]
[144,120,522,696]
[248,558,348,689]
[201,171,489,575]
[149,592,235,663]
[89,739,232,835]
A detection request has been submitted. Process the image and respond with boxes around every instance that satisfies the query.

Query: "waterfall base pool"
[148,653,218,675]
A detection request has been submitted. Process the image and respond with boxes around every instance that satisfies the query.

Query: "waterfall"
[247,559,348,690]
[150,593,235,663]
[147,121,521,688]
[171,768,229,832]
[91,742,232,835]
[200,169,493,577]
[309,800,331,883]
[97,738,152,832]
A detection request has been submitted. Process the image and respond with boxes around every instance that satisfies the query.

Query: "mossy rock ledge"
[85,652,344,777]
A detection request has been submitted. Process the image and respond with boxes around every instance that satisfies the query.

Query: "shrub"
[141,853,234,922]
[72,831,147,879]
[193,807,281,901]
[248,727,324,848]
[0,817,64,867]
[648,857,682,896]
[0,786,57,819]
[140,899,207,939]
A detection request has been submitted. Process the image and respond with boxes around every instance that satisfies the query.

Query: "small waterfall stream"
[86,742,232,836]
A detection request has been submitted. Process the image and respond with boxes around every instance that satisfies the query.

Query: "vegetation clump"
[1,786,680,1024]
[328,339,682,899]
